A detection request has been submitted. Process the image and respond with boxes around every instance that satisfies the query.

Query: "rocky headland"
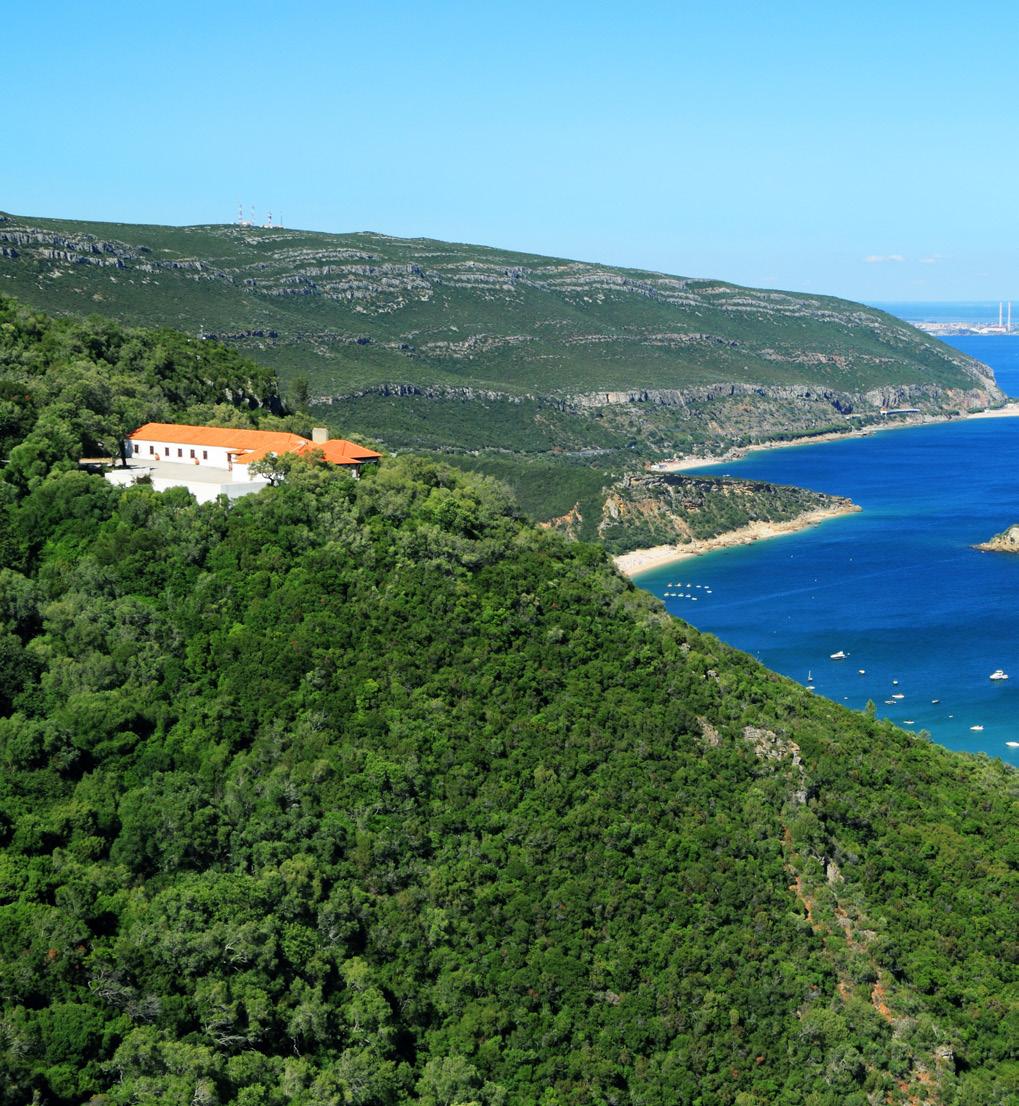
[975,523,1019,553]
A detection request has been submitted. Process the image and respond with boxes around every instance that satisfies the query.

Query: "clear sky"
[5,0,1018,301]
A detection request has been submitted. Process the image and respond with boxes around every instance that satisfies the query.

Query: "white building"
[101,422,381,503]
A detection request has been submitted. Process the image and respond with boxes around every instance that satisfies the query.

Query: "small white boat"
[857,669,866,675]
[892,679,899,685]
[903,720,915,725]
[892,693,905,700]
[931,699,940,704]
[884,699,895,704]
[989,669,1009,681]
[806,685,815,691]
[970,725,984,732]
[830,650,847,660]
[1006,741,1019,748]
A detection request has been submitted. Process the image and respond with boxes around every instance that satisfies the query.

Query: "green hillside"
[0,212,1003,530]
[0,211,990,393]
[0,296,1016,1106]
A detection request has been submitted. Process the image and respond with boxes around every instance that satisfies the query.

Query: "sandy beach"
[612,502,862,578]
[653,404,1019,474]
[964,401,1019,420]
[619,401,1016,577]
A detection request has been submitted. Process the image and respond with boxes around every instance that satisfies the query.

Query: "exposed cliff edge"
[975,523,1019,553]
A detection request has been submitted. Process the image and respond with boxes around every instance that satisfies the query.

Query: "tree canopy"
[0,297,1016,1105]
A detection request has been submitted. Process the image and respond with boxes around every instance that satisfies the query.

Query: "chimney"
[311,427,328,444]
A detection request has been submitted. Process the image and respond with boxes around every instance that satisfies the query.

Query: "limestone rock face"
[975,524,1019,553]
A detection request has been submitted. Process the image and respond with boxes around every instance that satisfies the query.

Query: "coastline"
[655,402,1019,473]
[617,400,1017,578]
[613,502,862,578]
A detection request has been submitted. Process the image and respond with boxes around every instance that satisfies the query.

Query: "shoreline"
[654,402,1019,473]
[613,502,862,578]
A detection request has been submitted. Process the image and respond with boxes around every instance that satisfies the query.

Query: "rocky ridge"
[0,213,997,397]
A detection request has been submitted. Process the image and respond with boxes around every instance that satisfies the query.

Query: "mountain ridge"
[0,211,995,395]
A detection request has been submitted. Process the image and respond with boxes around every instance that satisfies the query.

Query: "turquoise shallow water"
[636,340,1019,764]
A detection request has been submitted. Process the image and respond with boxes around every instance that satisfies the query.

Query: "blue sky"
[4,1,1017,300]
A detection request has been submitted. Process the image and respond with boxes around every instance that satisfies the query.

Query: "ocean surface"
[871,300,1015,325]
[635,338,1019,764]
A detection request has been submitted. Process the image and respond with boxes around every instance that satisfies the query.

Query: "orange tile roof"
[315,439,383,464]
[129,423,381,468]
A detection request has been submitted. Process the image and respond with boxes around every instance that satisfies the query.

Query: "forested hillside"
[0,212,1004,529]
[0,298,1016,1105]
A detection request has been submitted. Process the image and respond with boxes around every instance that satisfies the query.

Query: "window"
[203,450,208,460]
[148,445,154,455]
[133,443,139,454]
[190,449,196,459]
[177,448,183,458]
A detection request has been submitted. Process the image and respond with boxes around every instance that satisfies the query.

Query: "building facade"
[102,423,381,503]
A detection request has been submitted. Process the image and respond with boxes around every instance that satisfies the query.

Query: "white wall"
[150,477,268,504]
[105,467,148,487]
[129,438,236,471]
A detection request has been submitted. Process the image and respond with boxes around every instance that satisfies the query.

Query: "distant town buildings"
[97,423,380,503]
[912,300,1014,337]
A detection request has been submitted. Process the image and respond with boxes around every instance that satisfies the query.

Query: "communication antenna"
[999,302,1003,328]
[265,210,273,229]
[237,201,244,226]
[1009,302,1014,334]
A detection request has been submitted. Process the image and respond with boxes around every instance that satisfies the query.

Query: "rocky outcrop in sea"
[975,523,1019,553]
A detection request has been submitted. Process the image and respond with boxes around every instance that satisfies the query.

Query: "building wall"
[129,438,236,471]
[106,467,146,488]
[149,477,268,503]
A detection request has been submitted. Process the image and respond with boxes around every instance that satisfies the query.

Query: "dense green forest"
[0,297,1016,1105]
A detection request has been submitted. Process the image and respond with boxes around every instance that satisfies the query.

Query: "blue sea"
[871,300,1010,325]
[635,336,1019,764]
